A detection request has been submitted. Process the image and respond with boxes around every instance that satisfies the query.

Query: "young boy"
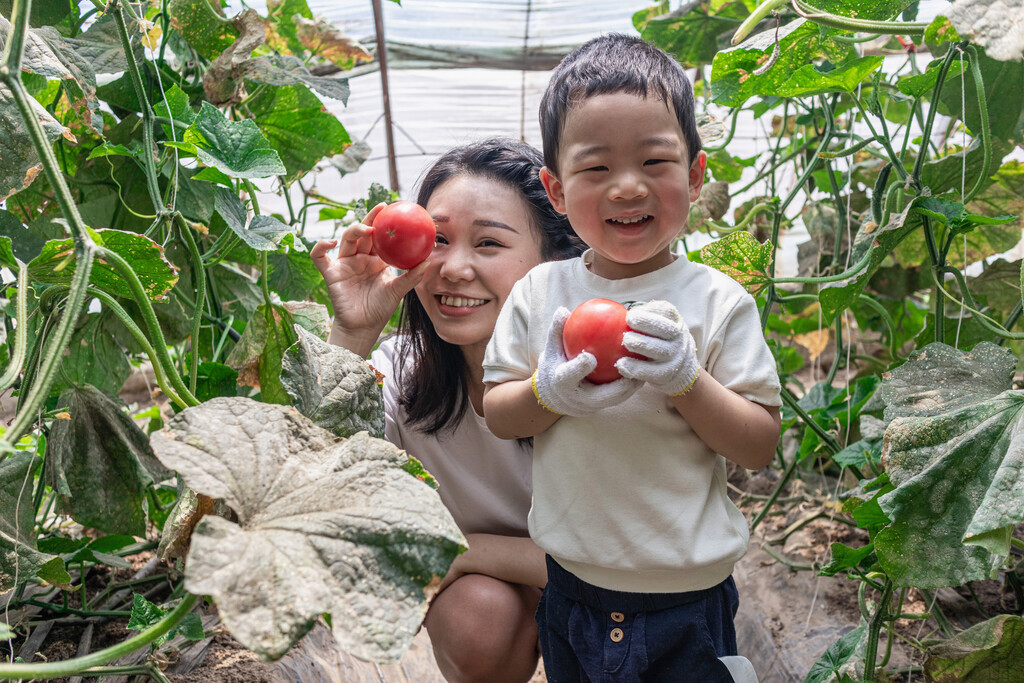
[481,34,782,682]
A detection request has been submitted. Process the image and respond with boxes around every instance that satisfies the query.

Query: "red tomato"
[562,298,643,384]
[371,201,436,270]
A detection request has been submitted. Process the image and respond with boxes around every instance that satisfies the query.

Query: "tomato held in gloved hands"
[562,298,644,384]
[371,201,436,269]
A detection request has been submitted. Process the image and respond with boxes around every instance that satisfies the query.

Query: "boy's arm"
[482,380,562,440]
[669,370,781,469]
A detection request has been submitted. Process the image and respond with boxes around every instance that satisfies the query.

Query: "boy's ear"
[688,151,707,202]
[539,167,568,215]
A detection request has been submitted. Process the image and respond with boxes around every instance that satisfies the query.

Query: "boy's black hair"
[397,137,584,436]
[539,33,702,173]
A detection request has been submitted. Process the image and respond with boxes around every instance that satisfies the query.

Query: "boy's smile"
[540,92,705,280]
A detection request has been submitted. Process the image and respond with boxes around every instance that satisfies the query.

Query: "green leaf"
[195,362,239,402]
[939,48,1024,145]
[267,234,327,302]
[167,0,238,61]
[149,398,466,662]
[876,343,1024,587]
[774,56,885,98]
[699,231,773,296]
[281,325,385,439]
[166,102,286,179]
[214,186,294,250]
[240,54,351,104]
[0,0,79,27]
[152,83,197,134]
[710,20,852,108]
[27,229,179,301]
[803,622,867,683]
[247,84,351,183]
[635,1,748,69]
[812,1,915,20]
[897,58,967,98]
[224,303,297,403]
[51,314,131,398]
[924,614,1024,682]
[968,258,1023,312]
[264,0,315,57]
[48,386,172,536]
[817,541,874,577]
[0,209,62,265]
[0,81,66,201]
[128,593,206,646]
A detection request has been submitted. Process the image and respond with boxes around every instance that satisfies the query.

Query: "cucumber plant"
[1,0,464,678]
[638,0,1023,680]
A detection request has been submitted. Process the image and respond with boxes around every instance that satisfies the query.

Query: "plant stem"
[731,0,789,46]
[0,262,29,392]
[110,0,164,215]
[0,594,199,679]
[963,45,992,203]
[751,448,802,532]
[864,578,894,682]
[911,44,964,184]
[792,0,928,34]
[174,213,206,394]
[780,385,842,454]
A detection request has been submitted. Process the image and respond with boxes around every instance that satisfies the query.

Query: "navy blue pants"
[537,555,740,683]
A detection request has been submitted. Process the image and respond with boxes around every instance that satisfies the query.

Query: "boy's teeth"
[440,295,487,308]
[611,215,649,224]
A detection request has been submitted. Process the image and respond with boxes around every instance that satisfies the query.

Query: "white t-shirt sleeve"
[368,339,406,450]
[482,274,536,384]
[703,291,782,407]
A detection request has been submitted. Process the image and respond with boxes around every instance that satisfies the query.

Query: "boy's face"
[540,92,705,280]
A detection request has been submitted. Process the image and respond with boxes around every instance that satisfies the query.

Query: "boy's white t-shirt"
[370,337,533,538]
[483,251,782,593]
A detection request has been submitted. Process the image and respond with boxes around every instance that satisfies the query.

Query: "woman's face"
[415,173,544,353]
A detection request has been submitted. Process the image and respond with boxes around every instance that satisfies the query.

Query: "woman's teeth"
[440,295,487,308]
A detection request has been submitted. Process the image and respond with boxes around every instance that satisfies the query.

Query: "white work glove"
[531,307,643,416]
[616,300,700,396]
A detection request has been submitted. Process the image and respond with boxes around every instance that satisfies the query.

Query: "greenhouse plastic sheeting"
[281,1,654,221]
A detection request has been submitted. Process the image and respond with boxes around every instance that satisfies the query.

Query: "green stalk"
[817,135,880,160]
[938,267,1024,340]
[97,247,199,406]
[863,578,895,682]
[110,0,164,215]
[780,385,842,454]
[911,45,964,183]
[792,0,928,34]
[750,443,801,531]
[824,316,844,385]
[963,45,992,203]
[0,263,29,391]
[0,594,199,680]
[703,108,740,152]
[174,213,206,394]
[770,245,872,285]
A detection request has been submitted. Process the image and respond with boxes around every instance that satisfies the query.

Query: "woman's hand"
[310,203,430,356]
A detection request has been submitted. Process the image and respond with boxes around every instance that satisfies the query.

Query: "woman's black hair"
[395,137,584,435]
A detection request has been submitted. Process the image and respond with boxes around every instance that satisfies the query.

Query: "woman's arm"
[669,369,781,470]
[437,533,547,594]
[310,204,429,358]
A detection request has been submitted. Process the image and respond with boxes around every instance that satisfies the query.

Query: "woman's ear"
[688,151,707,202]
[539,167,568,215]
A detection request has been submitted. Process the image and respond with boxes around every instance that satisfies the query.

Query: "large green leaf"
[247,84,351,183]
[938,47,1024,145]
[150,397,465,662]
[812,1,915,20]
[281,325,384,439]
[924,614,1024,682]
[165,102,286,179]
[699,231,772,296]
[803,621,868,683]
[773,55,884,98]
[52,313,131,398]
[710,19,852,108]
[0,0,78,27]
[48,386,171,536]
[634,1,749,69]
[167,0,238,61]
[0,81,66,202]
[27,229,179,301]
[0,210,63,264]
[264,0,314,57]
[876,342,1024,587]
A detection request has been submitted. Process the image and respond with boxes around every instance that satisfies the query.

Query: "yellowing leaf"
[794,328,831,362]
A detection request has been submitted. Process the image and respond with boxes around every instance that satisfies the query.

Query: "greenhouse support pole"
[372,0,400,193]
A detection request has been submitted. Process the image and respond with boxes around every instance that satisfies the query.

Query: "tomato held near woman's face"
[371,201,437,269]
[562,298,643,384]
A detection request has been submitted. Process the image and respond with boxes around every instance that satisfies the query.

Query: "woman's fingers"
[310,239,338,274]
[391,259,429,294]
[336,223,374,257]
[364,202,387,225]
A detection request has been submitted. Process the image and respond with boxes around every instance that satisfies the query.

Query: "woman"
[310,138,582,683]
